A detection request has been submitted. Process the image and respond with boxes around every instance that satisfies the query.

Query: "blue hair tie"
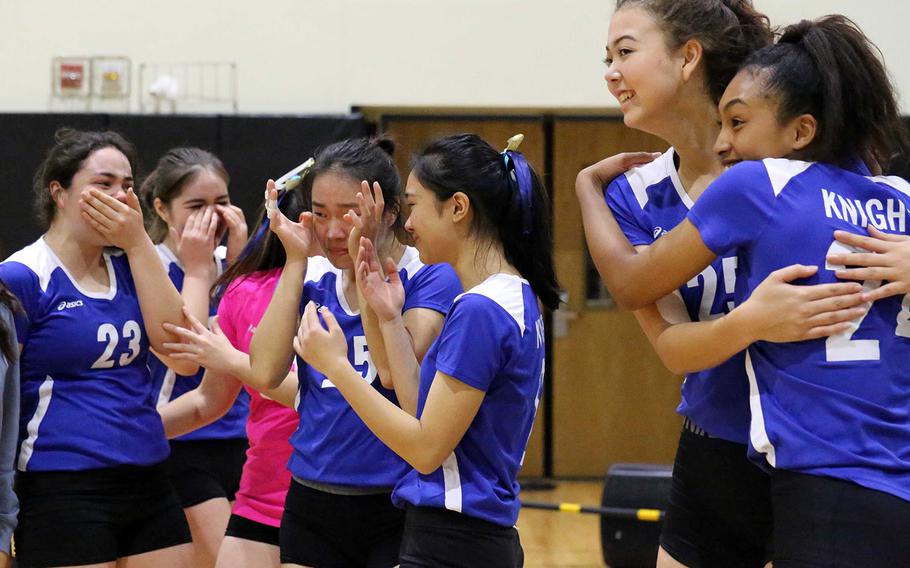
[502,134,533,236]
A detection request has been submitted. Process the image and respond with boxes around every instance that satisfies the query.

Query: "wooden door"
[379,115,548,477]
[550,118,683,476]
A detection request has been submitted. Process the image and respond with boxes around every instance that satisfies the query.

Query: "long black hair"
[298,136,403,231]
[411,134,560,310]
[211,184,307,302]
[211,136,401,301]
[740,15,910,171]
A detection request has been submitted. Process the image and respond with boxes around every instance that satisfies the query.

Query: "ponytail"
[742,15,909,170]
[412,134,561,310]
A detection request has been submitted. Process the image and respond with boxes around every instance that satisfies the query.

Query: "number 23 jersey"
[0,238,169,472]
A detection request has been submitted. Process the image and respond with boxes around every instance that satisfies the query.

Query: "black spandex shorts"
[164,437,248,508]
[279,479,404,567]
[398,505,523,568]
[14,462,191,567]
[225,513,280,547]
[772,469,910,567]
[659,423,773,568]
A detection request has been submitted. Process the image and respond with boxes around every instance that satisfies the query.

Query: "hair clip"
[503,133,525,153]
[265,157,315,215]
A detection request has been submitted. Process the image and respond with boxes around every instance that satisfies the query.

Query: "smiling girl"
[578,15,910,565]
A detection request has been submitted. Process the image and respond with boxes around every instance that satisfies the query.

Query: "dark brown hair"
[615,0,773,103]
[32,128,138,227]
[139,147,230,243]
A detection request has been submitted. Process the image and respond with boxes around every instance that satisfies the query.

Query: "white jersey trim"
[442,452,463,513]
[156,368,177,409]
[873,175,910,200]
[745,350,776,468]
[762,158,813,197]
[18,376,54,471]
[308,247,425,317]
[456,273,529,336]
[622,148,688,210]
[156,243,227,277]
[5,238,118,299]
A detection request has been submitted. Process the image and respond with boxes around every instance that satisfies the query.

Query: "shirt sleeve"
[0,262,41,345]
[0,306,19,555]
[402,263,462,316]
[687,161,777,256]
[432,295,515,392]
[216,285,240,351]
[605,176,655,247]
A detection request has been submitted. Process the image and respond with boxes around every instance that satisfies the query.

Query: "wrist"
[184,261,215,279]
[724,303,761,346]
[227,350,252,380]
[326,357,354,381]
[123,233,154,255]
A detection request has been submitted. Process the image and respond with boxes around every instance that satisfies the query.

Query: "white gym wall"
[0,0,905,113]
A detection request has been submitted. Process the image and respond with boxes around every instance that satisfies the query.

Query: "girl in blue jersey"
[248,137,461,568]
[139,147,250,568]
[296,134,560,567]
[578,16,910,565]
[580,3,867,567]
[0,129,197,567]
[0,285,19,567]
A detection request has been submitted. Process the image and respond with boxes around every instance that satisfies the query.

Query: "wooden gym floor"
[518,481,605,567]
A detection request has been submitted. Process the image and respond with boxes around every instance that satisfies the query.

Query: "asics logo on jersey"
[57,300,84,311]
[653,227,668,239]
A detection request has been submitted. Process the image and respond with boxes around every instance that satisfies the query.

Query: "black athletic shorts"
[13,462,191,567]
[225,513,280,546]
[772,469,910,567]
[164,437,248,508]
[659,423,773,568]
[279,479,404,567]
[398,505,524,568]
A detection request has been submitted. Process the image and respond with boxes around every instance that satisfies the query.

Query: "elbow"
[172,361,200,376]
[609,284,651,312]
[411,449,450,476]
[413,457,441,476]
[377,368,394,390]
[653,344,693,376]
[660,357,690,377]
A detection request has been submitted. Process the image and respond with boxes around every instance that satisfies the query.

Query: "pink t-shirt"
[217,268,298,527]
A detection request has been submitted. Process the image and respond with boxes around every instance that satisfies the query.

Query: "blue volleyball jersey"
[0,238,170,471]
[289,247,461,488]
[688,158,910,502]
[606,149,748,443]
[150,244,249,441]
[392,274,545,527]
